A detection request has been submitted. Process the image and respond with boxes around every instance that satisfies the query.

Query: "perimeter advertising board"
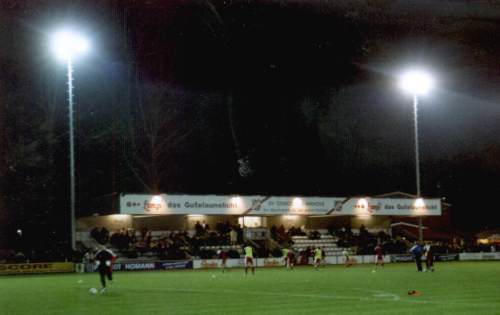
[0,262,74,275]
[112,260,192,271]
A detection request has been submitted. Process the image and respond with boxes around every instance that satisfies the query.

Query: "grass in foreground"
[1,261,499,315]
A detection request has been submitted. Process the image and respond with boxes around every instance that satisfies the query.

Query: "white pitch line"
[155,287,494,308]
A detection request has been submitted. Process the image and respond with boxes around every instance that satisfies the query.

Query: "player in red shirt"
[374,244,384,268]
[217,247,228,273]
[424,242,435,272]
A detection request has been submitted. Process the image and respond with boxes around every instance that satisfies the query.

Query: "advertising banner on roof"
[245,196,343,215]
[120,194,257,215]
[120,194,441,216]
[337,198,441,216]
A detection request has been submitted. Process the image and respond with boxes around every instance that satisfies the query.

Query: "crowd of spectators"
[3,223,497,264]
[76,222,500,263]
[90,226,110,244]
[270,225,307,245]
[85,222,245,260]
[329,224,475,255]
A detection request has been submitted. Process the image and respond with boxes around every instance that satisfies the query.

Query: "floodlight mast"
[399,69,434,243]
[51,30,89,251]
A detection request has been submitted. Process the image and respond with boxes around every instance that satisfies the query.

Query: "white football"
[89,287,98,295]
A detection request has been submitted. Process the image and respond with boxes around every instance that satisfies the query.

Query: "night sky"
[1,0,500,249]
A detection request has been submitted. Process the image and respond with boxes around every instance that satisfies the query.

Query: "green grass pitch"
[1,262,499,314]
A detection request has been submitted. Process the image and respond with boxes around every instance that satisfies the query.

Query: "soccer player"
[282,247,289,268]
[342,249,352,267]
[321,247,326,267]
[286,247,295,269]
[423,242,435,272]
[374,244,384,268]
[217,247,228,273]
[95,245,116,293]
[244,244,255,275]
[313,247,322,270]
[409,241,423,272]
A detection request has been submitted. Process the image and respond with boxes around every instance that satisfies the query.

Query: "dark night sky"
[1,0,500,238]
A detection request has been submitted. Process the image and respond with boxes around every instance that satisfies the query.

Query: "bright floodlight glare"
[399,70,434,95]
[292,197,303,208]
[51,30,89,61]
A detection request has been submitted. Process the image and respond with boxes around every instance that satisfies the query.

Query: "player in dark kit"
[409,242,423,272]
[95,246,116,293]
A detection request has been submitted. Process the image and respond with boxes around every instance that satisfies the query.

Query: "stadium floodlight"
[398,68,435,242]
[50,28,90,251]
[151,195,163,205]
[51,30,89,62]
[292,197,303,209]
[399,70,433,96]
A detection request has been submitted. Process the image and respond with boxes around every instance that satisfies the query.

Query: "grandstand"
[72,192,454,263]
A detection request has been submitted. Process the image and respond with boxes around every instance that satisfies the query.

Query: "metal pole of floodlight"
[399,69,434,242]
[51,30,89,251]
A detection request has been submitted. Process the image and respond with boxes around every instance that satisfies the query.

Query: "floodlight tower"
[399,69,434,242]
[51,30,89,251]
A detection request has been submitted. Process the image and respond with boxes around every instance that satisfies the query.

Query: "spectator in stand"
[359,224,367,235]
[91,227,100,242]
[157,240,167,259]
[270,225,278,240]
[100,227,110,243]
[409,242,423,272]
[140,227,148,240]
[145,231,152,248]
[129,229,137,243]
[236,224,244,243]
[195,221,204,236]
[216,221,224,235]
[230,228,238,245]
[277,225,286,238]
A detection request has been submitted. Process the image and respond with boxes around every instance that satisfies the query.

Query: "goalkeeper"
[95,245,116,293]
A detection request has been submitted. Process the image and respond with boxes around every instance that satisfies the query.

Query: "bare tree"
[124,83,191,193]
